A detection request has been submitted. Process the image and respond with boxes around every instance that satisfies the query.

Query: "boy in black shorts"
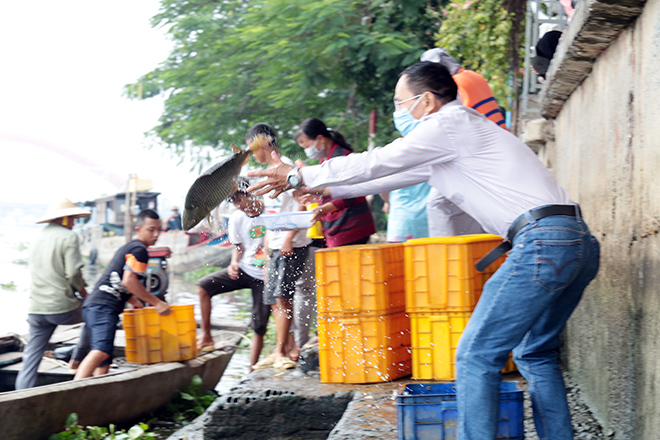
[74,209,171,379]
[197,178,271,370]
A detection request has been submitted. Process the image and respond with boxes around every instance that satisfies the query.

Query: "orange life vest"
[453,68,508,130]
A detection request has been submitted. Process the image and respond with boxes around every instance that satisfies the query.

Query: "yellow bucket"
[306,203,324,239]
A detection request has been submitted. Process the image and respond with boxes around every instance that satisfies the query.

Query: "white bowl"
[257,211,315,231]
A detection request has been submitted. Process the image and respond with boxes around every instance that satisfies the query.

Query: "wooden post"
[124,174,138,243]
[368,109,377,151]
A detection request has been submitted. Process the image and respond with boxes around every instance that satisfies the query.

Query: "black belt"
[475,204,580,272]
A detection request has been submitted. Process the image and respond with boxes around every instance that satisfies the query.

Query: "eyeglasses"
[393,91,451,111]
[393,94,423,111]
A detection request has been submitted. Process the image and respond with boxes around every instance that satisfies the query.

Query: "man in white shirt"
[248,62,600,440]
[196,178,271,370]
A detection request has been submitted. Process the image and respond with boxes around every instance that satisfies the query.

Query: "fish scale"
[182,148,251,231]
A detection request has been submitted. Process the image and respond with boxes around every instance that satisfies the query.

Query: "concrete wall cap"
[539,0,647,119]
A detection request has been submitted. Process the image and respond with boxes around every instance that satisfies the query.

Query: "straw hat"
[36,196,91,224]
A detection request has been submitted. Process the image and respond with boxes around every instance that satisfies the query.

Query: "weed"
[48,413,157,439]
[1,281,17,291]
[153,375,217,425]
[182,265,222,283]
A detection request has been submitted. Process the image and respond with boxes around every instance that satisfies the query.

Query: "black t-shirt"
[84,239,149,315]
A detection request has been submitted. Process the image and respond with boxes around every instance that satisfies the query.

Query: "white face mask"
[304,139,324,160]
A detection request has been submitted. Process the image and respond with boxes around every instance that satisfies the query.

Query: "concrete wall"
[539,0,660,438]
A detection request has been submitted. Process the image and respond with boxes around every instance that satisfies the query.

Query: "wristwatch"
[286,167,303,188]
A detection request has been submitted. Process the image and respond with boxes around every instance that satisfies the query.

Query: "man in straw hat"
[15,196,91,390]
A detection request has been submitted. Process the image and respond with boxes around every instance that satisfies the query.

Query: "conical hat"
[36,196,91,224]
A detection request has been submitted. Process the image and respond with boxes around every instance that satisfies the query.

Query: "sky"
[0,1,201,213]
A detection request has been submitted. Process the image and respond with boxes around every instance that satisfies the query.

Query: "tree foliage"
[128,0,441,162]
[435,0,525,119]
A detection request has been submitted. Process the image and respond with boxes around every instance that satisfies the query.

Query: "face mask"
[393,94,425,136]
[304,139,324,160]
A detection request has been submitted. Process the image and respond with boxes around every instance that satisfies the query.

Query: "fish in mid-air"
[182,136,270,230]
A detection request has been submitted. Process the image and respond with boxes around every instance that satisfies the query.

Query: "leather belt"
[475,204,580,272]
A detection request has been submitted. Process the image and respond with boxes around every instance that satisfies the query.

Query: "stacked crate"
[316,243,411,383]
[404,234,515,380]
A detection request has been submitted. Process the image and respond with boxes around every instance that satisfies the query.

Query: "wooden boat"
[0,321,246,440]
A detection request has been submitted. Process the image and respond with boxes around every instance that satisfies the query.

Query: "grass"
[0,281,17,291]
[183,265,223,283]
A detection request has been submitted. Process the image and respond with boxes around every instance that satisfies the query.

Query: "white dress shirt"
[301,101,572,238]
[330,161,430,197]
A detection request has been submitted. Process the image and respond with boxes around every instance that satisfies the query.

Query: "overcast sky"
[0,1,201,211]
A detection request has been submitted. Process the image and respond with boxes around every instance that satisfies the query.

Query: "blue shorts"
[82,303,119,366]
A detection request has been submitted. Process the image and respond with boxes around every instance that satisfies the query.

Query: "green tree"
[434,0,525,132]
[128,0,441,162]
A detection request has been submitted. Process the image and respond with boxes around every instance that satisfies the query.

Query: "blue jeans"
[456,210,600,440]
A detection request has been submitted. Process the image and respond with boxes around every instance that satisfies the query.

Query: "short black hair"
[401,62,458,103]
[136,209,159,227]
[246,123,278,147]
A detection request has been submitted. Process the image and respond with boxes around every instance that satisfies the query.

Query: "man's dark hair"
[227,177,251,204]
[136,209,159,227]
[294,118,353,152]
[401,62,458,103]
[246,123,278,147]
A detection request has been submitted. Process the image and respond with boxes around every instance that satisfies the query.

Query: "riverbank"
[168,367,606,440]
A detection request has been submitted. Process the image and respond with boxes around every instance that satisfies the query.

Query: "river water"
[0,223,252,393]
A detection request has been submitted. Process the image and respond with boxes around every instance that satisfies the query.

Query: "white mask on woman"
[304,139,325,160]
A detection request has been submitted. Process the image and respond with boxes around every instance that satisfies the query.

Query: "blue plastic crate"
[396,382,524,440]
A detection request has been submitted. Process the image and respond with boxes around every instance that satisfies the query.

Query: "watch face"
[287,169,301,187]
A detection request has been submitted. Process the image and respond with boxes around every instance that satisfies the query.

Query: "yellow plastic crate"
[318,311,412,384]
[410,310,516,380]
[123,304,198,364]
[316,243,405,316]
[404,234,507,313]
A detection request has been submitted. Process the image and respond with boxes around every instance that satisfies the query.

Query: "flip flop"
[273,357,297,370]
[252,356,277,370]
[199,345,215,354]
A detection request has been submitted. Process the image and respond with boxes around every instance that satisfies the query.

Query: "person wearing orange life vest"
[421,48,508,237]
[421,48,508,130]
[298,49,509,239]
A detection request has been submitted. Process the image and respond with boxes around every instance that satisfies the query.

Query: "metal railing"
[521,0,569,116]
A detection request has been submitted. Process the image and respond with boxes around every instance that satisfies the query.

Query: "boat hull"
[0,347,235,440]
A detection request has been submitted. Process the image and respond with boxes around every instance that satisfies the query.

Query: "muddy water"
[0,224,38,336]
[165,276,254,394]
